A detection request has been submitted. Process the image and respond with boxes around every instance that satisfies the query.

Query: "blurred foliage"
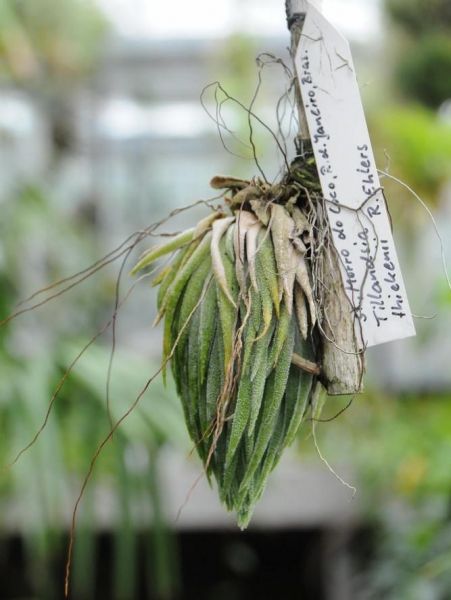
[0,0,107,83]
[396,35,451,110]
[385,0,451,109]
[0,183,185,598]
[385,0,451,34]
[372,105,451,203]
[370,1,451,212]
[318,392,451,598]
[216,33,258,100]
[0,0,108,156]
[0,184,105,339]
[0,342,184,599]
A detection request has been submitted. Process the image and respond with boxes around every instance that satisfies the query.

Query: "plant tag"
[294,3,416,348]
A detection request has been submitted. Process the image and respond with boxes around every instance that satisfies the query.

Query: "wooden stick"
[292,353,321,376]
[286,0,364,395]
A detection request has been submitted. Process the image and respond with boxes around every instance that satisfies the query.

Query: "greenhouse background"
[0,0,450,598]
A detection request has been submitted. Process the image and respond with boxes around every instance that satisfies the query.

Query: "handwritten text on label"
[294,3,415,347]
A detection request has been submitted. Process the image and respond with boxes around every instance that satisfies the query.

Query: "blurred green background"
[0,0,450,598]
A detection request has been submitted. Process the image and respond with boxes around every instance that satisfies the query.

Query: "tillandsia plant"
[132,158,338,528]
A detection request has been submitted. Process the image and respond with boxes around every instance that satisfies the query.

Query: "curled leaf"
[246,221,263,292]
[294,285,308,340]
[250,199,270,226]
[233,210,258,290]
[131,228,194,275]
[194,210,226,236]
[270,204,297,313]
[295,254,317,326]
[210,175,250,190]
[211,216,236,307]
[229,186,261,208]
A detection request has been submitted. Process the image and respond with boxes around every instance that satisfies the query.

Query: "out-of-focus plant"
[385,0,451,109]
[0,183,186,598]
[385,0,451,35]
[0,0,107,83]
[396,35,451,110]
[0,342,185,599]
[0,0,108,156]
[317,392,451,599]
[62,344,186,600]
[372,105,451,204]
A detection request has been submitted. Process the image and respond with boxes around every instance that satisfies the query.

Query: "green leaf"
[131,228,195,275]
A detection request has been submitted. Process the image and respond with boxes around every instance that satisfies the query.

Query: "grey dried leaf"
[234,210,258,290]
[250,199,271,226]
[295,253,317,326]
[294,285,309,340]
[291,206,313,244]
[271,204,297,312]
[210,175,250,190]
[211,216,237,307]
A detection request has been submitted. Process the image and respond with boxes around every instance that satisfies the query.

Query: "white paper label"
[294,3,416,348]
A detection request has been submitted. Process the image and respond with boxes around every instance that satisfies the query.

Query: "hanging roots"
[132,157,327,528]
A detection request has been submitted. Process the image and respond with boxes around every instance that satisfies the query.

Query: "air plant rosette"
[132,156,356,528]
